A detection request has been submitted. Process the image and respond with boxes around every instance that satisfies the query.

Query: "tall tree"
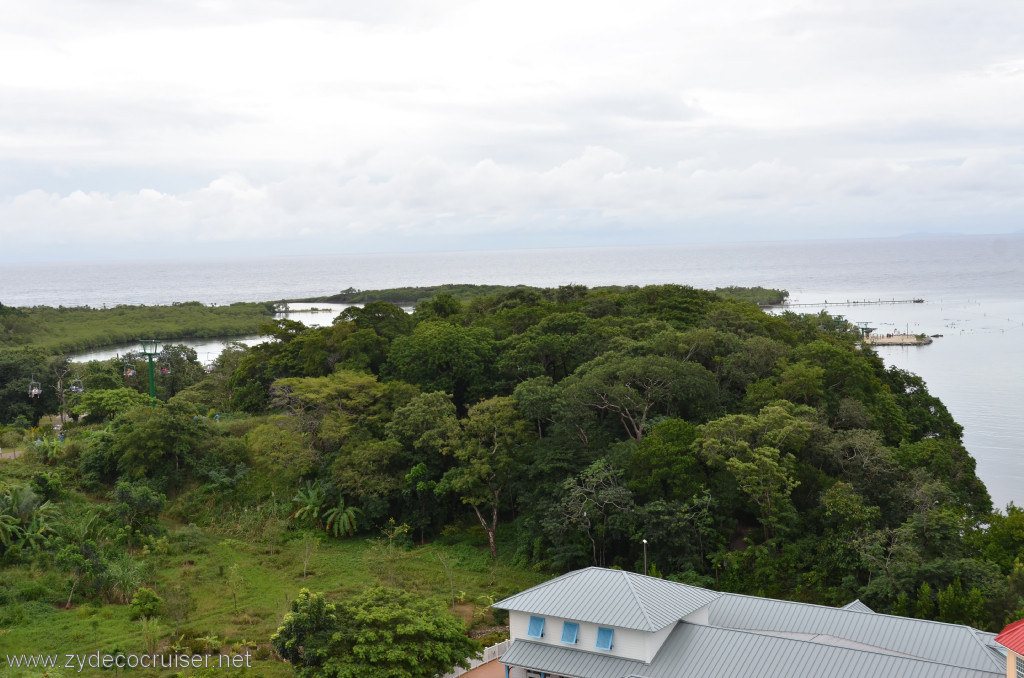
[440,396,531,557]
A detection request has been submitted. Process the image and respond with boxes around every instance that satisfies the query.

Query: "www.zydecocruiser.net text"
[5,651,252,672]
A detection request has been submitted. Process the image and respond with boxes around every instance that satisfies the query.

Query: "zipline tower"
[139,339,162,406]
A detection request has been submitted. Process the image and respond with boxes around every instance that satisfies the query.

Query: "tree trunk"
[470,504,498,558]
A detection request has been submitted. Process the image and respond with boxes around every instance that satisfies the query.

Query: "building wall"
[508,610,672,663]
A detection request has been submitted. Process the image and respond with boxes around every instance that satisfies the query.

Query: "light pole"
[642,539,647,575]
[139,339,161,406]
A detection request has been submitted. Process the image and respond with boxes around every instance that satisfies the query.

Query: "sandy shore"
[865,334,933,346]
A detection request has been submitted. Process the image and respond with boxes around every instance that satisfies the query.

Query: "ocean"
[2,235,1021,508]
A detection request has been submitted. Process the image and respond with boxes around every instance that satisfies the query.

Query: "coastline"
[865,333,934,346]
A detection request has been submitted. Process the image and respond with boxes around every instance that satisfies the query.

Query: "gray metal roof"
[501,639,645,678]
[493,567,721,632]
[628,623,1004,678]
[707,593,1004,674]
[840,598,876,614]
[501,625,1003,678]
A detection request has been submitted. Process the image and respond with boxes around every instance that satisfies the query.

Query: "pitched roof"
[996,618,1024,654]
[493,567,721,632]
[629,623,1003,678]
[840,598,876,614]
[501,640,645,678]
[707,593,1005,674]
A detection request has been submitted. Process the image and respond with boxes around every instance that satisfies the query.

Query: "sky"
[1,0,1022,262]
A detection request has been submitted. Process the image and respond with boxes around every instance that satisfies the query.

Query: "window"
[596,627,614,651]
[527,616,545,638]
[1016,654,1024,674]
[560,621,579,644]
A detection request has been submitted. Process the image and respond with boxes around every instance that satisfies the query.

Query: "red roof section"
[996,618,1024,654]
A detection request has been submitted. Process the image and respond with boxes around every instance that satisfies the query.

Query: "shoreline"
[865,333,933,346]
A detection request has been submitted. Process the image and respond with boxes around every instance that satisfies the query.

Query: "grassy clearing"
[0,455,546,678]
[0,302,275,354]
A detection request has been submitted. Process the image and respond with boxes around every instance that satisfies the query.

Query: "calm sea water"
[2,235,1022,508]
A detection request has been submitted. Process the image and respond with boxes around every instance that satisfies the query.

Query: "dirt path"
[0,449,23,460]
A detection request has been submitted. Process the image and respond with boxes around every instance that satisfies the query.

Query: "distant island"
[296,283,790,307]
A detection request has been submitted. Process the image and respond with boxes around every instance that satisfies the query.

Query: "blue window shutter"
[527,616,545,638]
[596,627,614,650]
[560,621,579,644]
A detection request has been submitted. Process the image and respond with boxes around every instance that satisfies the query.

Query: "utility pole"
[642,538,647,575]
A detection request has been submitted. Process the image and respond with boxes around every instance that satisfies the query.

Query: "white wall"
[508,610,674,663]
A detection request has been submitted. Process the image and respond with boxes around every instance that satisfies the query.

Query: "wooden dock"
[782,298,925,308]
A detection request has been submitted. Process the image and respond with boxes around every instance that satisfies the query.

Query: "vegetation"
[0,301,274,354]
[714,286,789,306]
[1,282,1022,677]
[303,284,525,305]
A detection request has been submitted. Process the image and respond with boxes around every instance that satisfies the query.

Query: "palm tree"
[289,480,328,529]
[0,511,23,550]
[324,498,361,537]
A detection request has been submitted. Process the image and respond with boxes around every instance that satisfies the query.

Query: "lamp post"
[642,539,647,575]
[139,339,161,406]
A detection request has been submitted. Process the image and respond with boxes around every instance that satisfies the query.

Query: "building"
[493,567,1010,678]
[995,620,1024,677]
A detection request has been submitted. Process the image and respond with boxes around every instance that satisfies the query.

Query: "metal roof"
[628,623,1003,678]
[501,624,1003,678]
[707,593,1005,674]
[840,598,876,614]
[501,640,645,678]
[493,567,721,632]
[996,619,1024,654]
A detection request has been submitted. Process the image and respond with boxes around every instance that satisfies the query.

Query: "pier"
[781,298,925,308]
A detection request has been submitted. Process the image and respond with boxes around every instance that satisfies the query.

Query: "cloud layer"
[2,0,1022,260]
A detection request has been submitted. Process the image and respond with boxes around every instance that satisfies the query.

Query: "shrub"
[129,587,164,620]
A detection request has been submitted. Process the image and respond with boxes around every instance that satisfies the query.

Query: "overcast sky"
[1,0,1022,261]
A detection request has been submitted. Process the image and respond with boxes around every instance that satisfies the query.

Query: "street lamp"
[139,339,162,405]
[642,539,647,575]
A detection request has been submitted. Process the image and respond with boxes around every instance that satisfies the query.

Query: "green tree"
[271,588,339,671]
[129,587,164,620]
[56,540,101,608]
[72,387,150,422]
[440,396,531,557]
[108,399,207,483]
[163,579,197,636]
[324,498,361,538]
[324,587,480,678]
[724,445,800,541]
[290,480,330,530]
[383,322,495,413]
[549,459,635,567]
[111,481,166,552]
[337,302,413,341]
[560,353,718,441]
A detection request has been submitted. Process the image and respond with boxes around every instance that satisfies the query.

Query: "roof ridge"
[965,620,1008,671]
[621,570,655,631]
[696,623,1003,675]
[492,569,588,606]
[716,590,992,632]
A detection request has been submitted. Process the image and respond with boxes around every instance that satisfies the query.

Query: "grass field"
[0,454,547,678]
[0,302,275,354]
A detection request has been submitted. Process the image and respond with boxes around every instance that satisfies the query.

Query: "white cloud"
[1,0,1023,259]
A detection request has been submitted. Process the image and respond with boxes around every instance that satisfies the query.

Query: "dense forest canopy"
[2,283,1024,675]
